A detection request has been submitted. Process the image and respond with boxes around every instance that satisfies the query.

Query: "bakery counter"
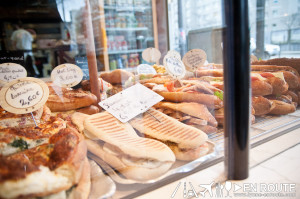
[108,109,300,199]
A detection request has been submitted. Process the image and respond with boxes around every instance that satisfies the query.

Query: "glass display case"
[0,0,299,199]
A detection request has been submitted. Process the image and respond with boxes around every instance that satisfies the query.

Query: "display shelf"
[106,27,148,31]
[104,5,151,12]
[108,49,144,55]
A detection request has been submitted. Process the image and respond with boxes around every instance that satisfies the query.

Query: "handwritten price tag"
[51,64,83,87]
[137,64,157,75]
[0,63,27,86]
[166,50,181,60]
[182,49,207,71]
[99,83,163,123]
[163,55,186,79]
[142,48,161,63]
[0,77,49,114]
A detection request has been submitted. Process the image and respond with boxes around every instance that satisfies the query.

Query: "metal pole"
[223,0,250,180]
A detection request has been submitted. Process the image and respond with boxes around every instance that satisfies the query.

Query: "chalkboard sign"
[75,57,89,80]
[0,51,25,66]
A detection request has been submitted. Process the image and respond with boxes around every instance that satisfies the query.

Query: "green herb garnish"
[10,139,29,150]
[214,91,224,100]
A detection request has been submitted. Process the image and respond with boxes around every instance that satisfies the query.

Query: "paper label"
[0,77,49,114]
[99,83,163,123]
[0,63,27,85]
[142,48,161,63]
[163,55,186,79]
[51,64,83,87]
[167,50,181,60]
[137,64,157,75]
[182,49,207,71]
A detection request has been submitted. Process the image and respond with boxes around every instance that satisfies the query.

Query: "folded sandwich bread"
[129,108,209,161]
[84,111,176,181]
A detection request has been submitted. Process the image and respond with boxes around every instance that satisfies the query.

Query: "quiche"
[0,105,51,128]
[0,117,66,156]
[0,128,87,199]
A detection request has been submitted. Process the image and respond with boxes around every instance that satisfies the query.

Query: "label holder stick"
[30,112,38,127]
[146,110,161,123]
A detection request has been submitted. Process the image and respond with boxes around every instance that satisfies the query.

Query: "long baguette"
[156,91,223,109]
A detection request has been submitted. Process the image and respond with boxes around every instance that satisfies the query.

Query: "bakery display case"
[0,0,299,199]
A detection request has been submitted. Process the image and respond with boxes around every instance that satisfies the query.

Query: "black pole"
[223,0,250,180]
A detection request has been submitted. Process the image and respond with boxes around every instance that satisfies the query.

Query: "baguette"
[155,102,218,127]
[252,96,275,116]
[156,91,223,109]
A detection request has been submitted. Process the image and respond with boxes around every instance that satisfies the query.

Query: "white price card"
[142,48,161,63]
[137,64,157,75]
[163,55,186,79]
[182,49,207,71]
[99,83,163,123]
[0,77,49,114]
[166,50,181,60]
[51,63,83,87]
[0,63,27,86]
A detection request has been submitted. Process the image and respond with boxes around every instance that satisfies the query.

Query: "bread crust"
[251,80,273,96]
[252,96,274,116]
[169,142,210,161]
[76,105,100,115]
[156,91,223,109]
[100,69,133,84]
[156,102,218,127]
[268,100,296,115]
[46,90,97,112]
[0,128,87,199]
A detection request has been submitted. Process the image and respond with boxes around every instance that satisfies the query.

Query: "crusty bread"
[156,91,223,109]
[194,69,224,77]
[251,58,300,74]
[129,108,208,149]
[139,76,173,84]
[46,89,97,112]
[252,96,275,116]
[268,100,296,115]
[76,105,100,115]
[100,69,133,84]
[252,80,273,96]
[84,111,175,162]
[251,65,299,76]
[71,112,89,134]
[155,102,218,127]
[0,105,50,128]
[86,140,174,181]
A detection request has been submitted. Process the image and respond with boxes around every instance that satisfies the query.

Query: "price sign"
[182,49,207,71]
[51,64,83,87]
[166,50,181,60]
[0,51,25,66]
[0,77,49,114]
[163,55,186,79]
[0,63,27,86]
[142,48,161,63]
[137,64,157,75]
[99,83,163,123]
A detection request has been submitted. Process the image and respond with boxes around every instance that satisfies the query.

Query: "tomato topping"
[251,76,259,81]
[260,72,275,78]
[164,81,175,92]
